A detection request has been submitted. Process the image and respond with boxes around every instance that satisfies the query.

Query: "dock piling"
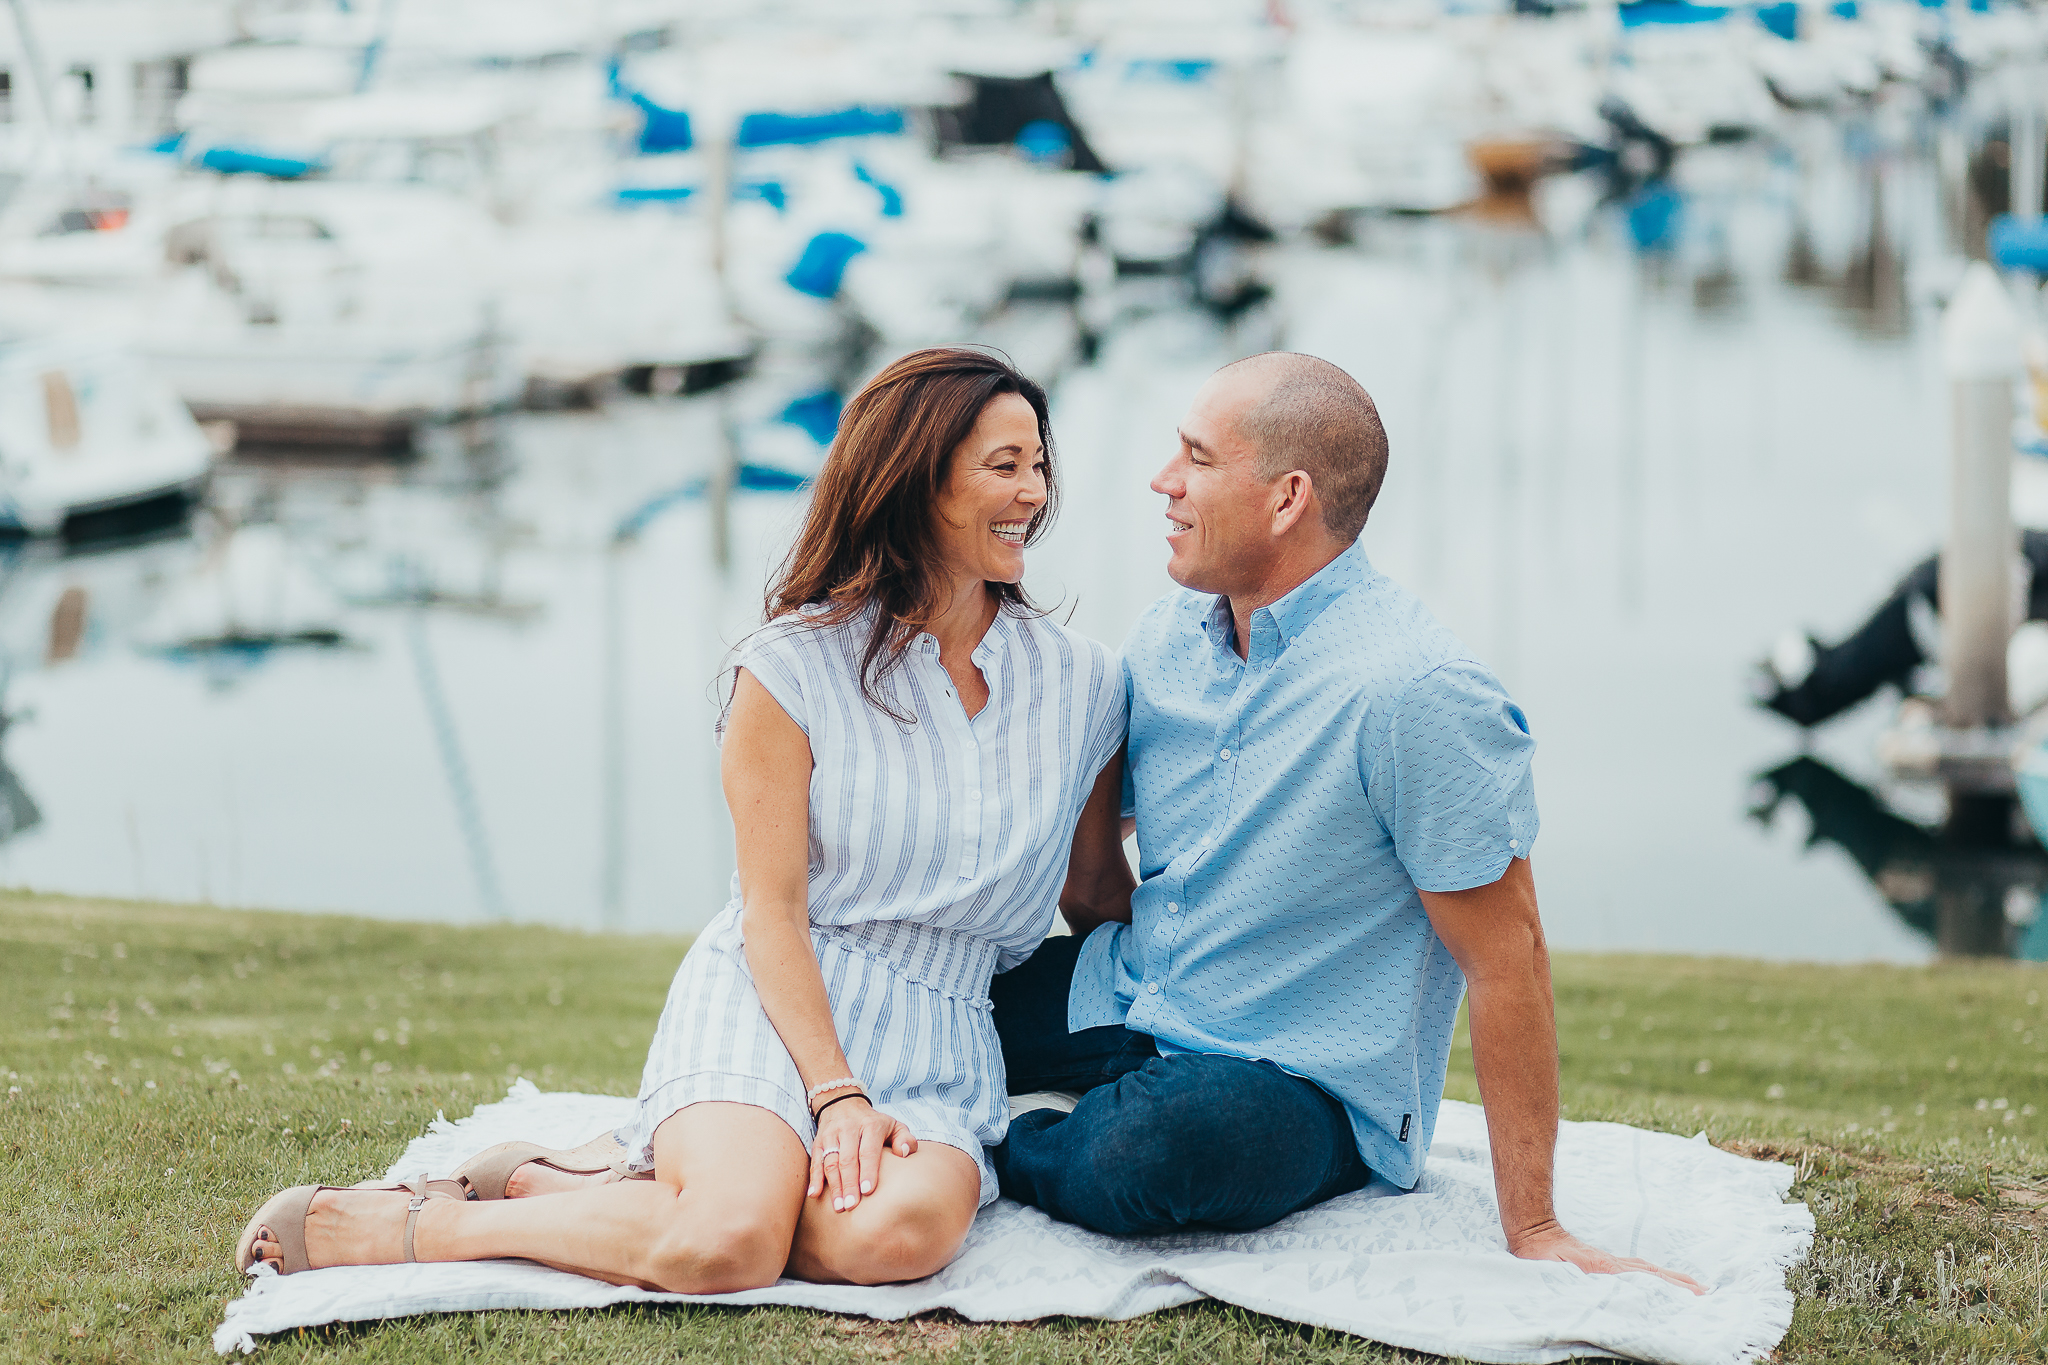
[1939,263,2024,730]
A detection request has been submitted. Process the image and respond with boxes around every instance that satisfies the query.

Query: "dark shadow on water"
[1749,756,2048,960]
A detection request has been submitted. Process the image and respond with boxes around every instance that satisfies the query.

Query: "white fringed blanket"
[214,1082,1812,1364]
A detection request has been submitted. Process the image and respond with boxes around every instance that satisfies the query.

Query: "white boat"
[129,180,522,444]
[0,328,215,536]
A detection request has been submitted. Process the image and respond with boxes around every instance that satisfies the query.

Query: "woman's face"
[932,392,1048,588]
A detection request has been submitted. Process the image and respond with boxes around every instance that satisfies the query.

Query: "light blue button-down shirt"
[1069,542,1538,1189]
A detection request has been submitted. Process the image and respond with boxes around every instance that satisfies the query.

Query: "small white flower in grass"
[144,1081,156,1090]
[1993,1098,2009,1110]
[165,1168,175,1176]
[1694,1059,1712,1074]
[1765,1084,1785,1100]
[1977,1098,1990,1111]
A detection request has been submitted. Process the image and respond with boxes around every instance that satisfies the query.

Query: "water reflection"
[1751,756,2048,960]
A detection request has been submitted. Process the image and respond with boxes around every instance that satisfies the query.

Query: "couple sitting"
[238,348,1700,1297]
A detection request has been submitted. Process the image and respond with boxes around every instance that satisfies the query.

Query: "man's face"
[1151,369,1277,596]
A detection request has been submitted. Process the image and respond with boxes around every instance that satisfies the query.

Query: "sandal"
[233,1175,472,1275]
[452,1130,652,1200]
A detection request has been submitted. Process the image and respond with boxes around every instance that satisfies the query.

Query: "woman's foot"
[248,1186,451,1272]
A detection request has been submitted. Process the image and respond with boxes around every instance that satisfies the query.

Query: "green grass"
[1,892,2044,1364]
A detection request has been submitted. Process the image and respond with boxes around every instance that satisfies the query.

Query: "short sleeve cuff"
[731,625,811,737]
[1067,922,1134,1032]
[1403,779,1539,892]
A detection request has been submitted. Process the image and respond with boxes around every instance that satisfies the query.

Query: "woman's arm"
[1058,747,1135,938]
[723,668,915,1213]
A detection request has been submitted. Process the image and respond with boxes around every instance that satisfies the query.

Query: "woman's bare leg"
[247,1103,808,1293]
[786,1141,982,1285]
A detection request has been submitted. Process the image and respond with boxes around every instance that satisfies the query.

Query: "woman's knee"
[643,1203,790,1294]
[835,1198,971,1285]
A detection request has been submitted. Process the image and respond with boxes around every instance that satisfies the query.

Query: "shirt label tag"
[1398,1113,1413,1143]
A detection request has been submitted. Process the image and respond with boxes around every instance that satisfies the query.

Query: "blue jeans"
[988,933,1371,1236]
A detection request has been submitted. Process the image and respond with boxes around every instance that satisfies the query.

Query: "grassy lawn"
[1,891,2044,1364]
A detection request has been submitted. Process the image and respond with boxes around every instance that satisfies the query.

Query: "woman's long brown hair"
[762,347,1058,718]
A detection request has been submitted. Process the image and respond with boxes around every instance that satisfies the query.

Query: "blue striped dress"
[619,603,1127,1204]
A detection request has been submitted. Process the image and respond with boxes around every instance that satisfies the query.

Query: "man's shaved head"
[1217,352,1388,542]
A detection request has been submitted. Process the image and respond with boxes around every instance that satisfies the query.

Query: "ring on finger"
[821,1147,841,1158]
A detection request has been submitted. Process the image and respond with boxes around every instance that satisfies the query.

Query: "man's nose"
[1150,461,1180,497]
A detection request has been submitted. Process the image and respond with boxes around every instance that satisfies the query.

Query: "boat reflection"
[1749,755,2048,960]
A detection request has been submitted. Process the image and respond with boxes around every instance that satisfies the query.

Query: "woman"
[236,347,1131,1290]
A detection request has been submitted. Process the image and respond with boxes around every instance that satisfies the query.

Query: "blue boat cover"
[1625,185,1684,251]
[1990,215,2048,272]
[738,107,903,148]
[194,145,327,179]
[613,180,787,210]
[852,163,904,217]
[1015,120,1072,165]
[780,390,844,445]
[785,232,867,299]
[1620,1,1729,25]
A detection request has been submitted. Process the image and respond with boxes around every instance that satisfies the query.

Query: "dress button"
[1509,839,1520,850]
[1167,901,1179,913]
[1145,982,1159,995]
[1220,748,1232,761]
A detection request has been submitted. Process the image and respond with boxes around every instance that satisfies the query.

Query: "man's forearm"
[1057,876,1132,937]
[1465,945,1563,1248]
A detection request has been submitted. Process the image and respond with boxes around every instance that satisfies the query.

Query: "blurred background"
[1,0,2046,961]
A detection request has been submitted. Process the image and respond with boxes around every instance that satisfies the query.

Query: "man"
[990,352,1700,1291]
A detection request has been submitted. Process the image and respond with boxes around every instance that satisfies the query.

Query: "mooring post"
[1939,263,2023,729]
[2011,67,2044,229]
[700,95,735,318]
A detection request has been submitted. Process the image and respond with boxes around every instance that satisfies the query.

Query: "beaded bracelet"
[806,1076,862,1102]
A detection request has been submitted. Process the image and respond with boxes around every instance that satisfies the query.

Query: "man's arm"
[1422,858,1705,1294]
[1059,747,1135,938]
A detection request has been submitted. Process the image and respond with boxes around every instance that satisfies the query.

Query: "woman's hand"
[809,1096,917,1212]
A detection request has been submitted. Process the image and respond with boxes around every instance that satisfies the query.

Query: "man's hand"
[1423,859,1707,1297]
[1510,1219,1707,1295]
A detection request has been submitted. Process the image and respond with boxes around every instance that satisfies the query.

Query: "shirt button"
[1167,901,1179,913]
[1509,839,1520,850]
[1145,982,1159,995]
[1220,748,1232,761]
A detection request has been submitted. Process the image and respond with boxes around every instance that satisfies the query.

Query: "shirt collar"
[914,604,1012,660]
[1199,541,1369,660]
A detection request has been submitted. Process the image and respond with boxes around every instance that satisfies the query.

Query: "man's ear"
[1268,469,1319,537]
